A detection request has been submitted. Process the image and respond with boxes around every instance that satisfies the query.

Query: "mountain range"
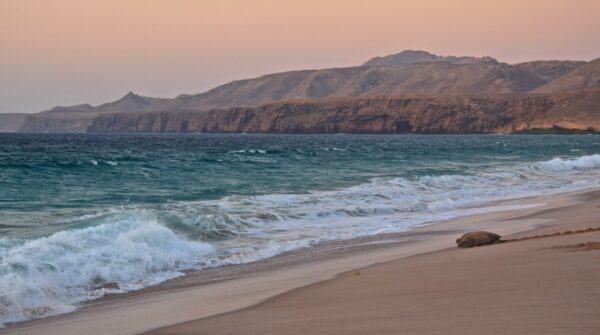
[3,50,600,133]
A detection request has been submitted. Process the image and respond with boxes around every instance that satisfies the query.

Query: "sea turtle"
[456,231,501,248]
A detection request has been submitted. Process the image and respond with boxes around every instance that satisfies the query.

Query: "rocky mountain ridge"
[3,50,599,133]
[533,58,600,93]
[362,50,499,67]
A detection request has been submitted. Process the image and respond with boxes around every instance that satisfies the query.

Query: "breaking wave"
[1,153,600,325]
[537,154,600,172]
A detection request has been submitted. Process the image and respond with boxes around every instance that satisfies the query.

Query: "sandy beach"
[3,188,600,335]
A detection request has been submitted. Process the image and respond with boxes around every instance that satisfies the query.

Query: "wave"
[90,159,118,166]
[536,154,600,172]
[0,213,213,325]
[1,153,600,325]
[228,149,267,154]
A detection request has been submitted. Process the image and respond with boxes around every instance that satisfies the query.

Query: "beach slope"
[147,191,600,335]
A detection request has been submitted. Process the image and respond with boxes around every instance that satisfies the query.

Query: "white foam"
[537,154,600,172]
[0,213,214,325]
[228,149,267,154]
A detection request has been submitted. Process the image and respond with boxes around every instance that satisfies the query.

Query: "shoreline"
[3,131,600,135]
[152,188,600,335]
[3,187,599,334]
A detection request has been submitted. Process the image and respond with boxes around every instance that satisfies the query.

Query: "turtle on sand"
[456,231,502,248]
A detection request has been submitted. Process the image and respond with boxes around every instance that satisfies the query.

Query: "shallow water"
[1,133,599,324]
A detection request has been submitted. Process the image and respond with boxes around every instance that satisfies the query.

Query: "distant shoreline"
[2,130,599,135]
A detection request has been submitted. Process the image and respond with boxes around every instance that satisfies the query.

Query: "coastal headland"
[3,51,599,134]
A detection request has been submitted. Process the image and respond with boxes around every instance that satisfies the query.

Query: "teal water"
[1,133,600,324]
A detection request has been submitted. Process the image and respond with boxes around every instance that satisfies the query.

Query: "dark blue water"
[2,133,599,212]
[1,133,599,324]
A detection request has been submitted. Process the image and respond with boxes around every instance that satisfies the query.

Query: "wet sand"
[4,189,600,335]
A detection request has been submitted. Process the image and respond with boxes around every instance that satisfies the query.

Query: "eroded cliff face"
[0,113,28,132]
[88,90,600,134]
[20,112,99,133]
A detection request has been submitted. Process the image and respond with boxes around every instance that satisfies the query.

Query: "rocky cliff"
[0,113,28,132]
[20,111,99,133]
[88,90,600,134]
[16,50,600,133]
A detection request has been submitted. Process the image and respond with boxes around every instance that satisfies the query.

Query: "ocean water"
[1,133,600,325]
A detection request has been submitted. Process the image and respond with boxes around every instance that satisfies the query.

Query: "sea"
[1,133,600,325]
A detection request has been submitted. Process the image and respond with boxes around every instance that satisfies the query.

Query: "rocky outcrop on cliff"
[88,90,600,134]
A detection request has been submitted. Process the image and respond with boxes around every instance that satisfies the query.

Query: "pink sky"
[1,0,599,113]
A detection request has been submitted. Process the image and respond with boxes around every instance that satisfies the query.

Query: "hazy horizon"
[1,0,599,114]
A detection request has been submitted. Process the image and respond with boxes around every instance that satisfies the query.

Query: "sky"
[1,0,599,113]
